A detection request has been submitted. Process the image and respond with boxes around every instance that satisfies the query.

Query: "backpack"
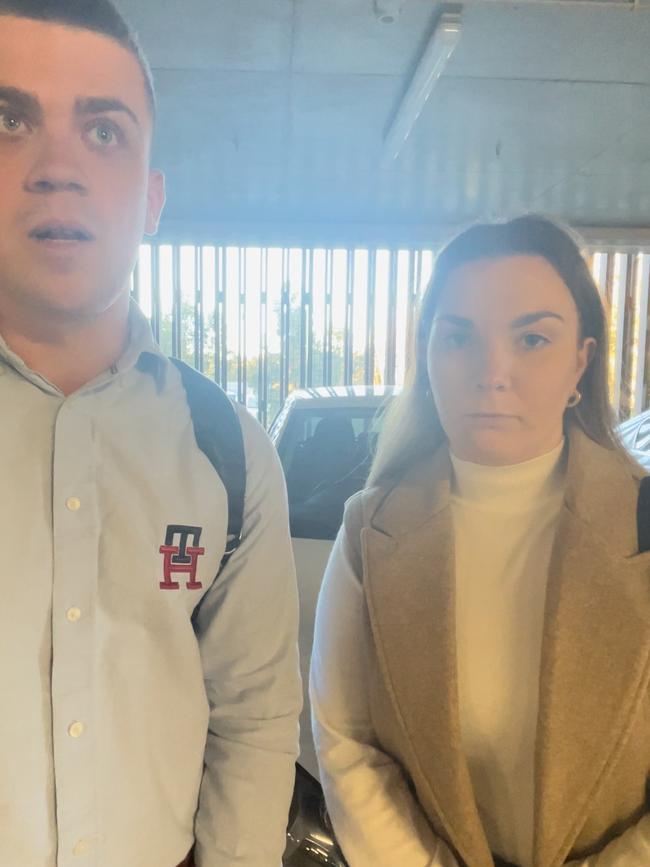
[170,358,246,574]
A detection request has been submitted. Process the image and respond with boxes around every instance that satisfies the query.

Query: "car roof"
[282,385,398,409]
[268,385,398,438]
[618,408,650,449]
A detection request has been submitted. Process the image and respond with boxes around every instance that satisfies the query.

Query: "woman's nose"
[475,345,512,391]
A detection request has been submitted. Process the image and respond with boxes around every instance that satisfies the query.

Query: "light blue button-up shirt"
[0,303,301,867]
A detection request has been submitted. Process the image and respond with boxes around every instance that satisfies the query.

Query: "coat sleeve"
[309,494,460,867]
[565,814,650,866]
[192,407,302,867]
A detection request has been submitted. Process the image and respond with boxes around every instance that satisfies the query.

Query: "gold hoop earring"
[567,389,582,408]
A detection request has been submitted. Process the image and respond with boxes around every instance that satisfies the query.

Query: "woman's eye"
[444,332,470,349]
[521,332,550,350]
[0,110,29,135]
[86,120,122,148]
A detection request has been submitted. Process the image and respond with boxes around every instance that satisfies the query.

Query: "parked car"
[283,763,348,866]
[617,408,650,471]
[270,385,396,776]
[272,386,396,866]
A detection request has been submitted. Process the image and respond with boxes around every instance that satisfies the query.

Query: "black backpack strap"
[170,358,246,573]
[637,476,650,554]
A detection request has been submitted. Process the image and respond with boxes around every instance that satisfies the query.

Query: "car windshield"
[278,406,385,540]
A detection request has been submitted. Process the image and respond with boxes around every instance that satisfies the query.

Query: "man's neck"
[0,293,131,396]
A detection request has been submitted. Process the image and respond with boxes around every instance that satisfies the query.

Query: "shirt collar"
[0,299,167,393]
[117,300,167,378]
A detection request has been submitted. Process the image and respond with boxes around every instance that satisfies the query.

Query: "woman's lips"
[465,413,519,425]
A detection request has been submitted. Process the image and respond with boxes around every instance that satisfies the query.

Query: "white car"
[269,386,396,779]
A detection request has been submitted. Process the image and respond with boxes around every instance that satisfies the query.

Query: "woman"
[309,216,650,867]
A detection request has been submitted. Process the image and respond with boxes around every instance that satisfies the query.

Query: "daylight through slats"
[133,244,650,427]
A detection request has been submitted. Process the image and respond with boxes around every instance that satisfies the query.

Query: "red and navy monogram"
[159,525,205,590]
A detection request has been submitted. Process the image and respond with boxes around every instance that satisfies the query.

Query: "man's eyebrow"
[75,96,140,128]
[434,314,473,328]
[511,310,565,328]
[0,86,42,121]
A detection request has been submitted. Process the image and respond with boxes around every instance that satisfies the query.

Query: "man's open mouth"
[29,223,95,242]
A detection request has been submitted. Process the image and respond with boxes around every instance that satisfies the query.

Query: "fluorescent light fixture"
[382,10,462,163]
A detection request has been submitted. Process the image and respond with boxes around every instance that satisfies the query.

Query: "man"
[0,2,302,866]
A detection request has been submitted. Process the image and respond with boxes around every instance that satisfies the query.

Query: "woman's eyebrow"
[434,314,473,328]
[511,310,565,328]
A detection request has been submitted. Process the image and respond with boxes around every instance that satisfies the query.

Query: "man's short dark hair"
[0,0,155,116]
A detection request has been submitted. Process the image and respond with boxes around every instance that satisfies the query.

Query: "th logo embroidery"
[159,525,205,590]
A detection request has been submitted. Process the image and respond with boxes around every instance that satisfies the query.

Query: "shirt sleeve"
[309,510,460,867]
[192,407,302,867]
[565,814,650,866]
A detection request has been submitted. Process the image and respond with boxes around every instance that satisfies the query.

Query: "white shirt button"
[68,721,85,739]
[72,839,88,856]
[66,607,82,623]
[66,497,81,512]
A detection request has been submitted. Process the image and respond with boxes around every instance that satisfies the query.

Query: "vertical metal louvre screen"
[131,244,650,427]
[132,244,435,427]
[591,251,650,422]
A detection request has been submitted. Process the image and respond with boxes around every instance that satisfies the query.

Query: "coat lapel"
[534,430,650,867]
[361,449,493,867]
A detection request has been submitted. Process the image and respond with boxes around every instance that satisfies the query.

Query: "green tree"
[157,290,368,425]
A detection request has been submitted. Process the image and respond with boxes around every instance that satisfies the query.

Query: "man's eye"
[521,332,550,349]
[86,120,122,148]
[0,110,29,135]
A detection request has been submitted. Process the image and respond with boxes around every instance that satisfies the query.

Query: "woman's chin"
[455,430,534,466]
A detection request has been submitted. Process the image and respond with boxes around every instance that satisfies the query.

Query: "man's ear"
[144,169,166,236]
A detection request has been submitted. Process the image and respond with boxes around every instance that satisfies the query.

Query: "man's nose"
[23,137,88,196]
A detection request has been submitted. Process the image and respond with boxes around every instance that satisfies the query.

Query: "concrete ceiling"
[120,0,650,243]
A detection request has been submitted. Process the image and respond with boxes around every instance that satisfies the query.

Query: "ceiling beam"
[154,219,650,250]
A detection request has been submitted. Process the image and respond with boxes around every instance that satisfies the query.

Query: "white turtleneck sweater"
[450,443,566,867]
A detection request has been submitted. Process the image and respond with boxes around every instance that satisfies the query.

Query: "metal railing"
[132,243,650,427]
